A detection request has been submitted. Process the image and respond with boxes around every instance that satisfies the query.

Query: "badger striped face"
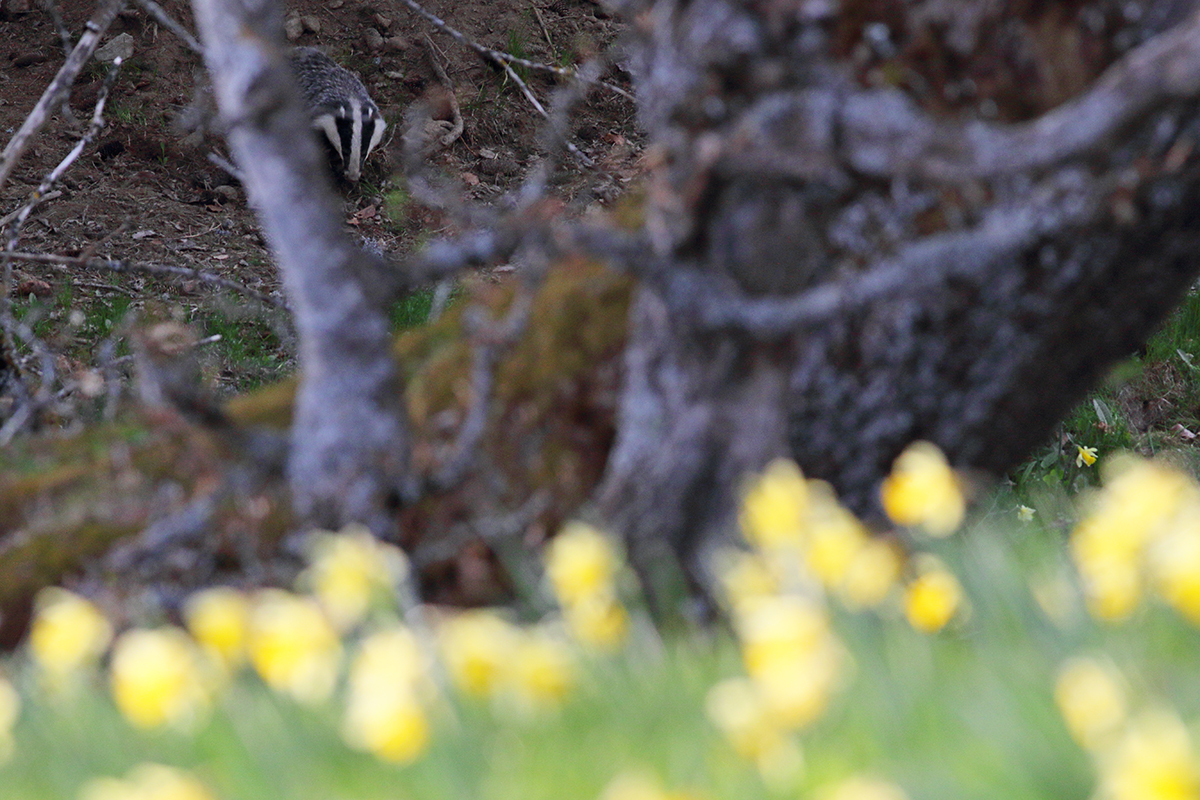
[312,98,386,182]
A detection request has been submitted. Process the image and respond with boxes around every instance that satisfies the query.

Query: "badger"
[289,47,387,182]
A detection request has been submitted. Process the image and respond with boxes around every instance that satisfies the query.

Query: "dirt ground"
[0,0,640,394]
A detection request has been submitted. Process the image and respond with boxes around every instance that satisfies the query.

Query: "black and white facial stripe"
[312,99,386,182]
[290,47,387,182]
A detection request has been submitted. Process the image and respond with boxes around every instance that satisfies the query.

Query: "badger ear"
[313,113,344,161]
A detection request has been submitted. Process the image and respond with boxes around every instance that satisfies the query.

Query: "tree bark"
[191,0,410,534]
[598,0,1200,581]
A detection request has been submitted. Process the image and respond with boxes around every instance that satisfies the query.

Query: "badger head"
[312,98,386,182]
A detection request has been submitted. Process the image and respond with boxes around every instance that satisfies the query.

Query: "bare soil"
[0,0,640,393]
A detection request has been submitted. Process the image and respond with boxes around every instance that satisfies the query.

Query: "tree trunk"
[192,0,410,534]
[598,0,1200,581]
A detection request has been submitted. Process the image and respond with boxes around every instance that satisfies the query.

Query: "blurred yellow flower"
[439,609,520,698]
[903,558,963,633]
[503,626,576,713]
[28,587,112,680]
[736,595,843,729]
[1077,445,1098,468]
[0,673,18,765]
[706,677,791,763]
[598,772,704,800]
[184,586,250,672]
[546,522,622,607]
[741,459,809,549]
[837,539,902,609]
[820,777,910,800]
[342,625,434,763]
[1018,505,1036,523]
[78,763,216,800]
[110,627,212,730]
[1055,657,1127,751]
[1148,516,1200,626]
[805,497,868,589]
[1098,711,1200,800]
[880,442,964,536]
[716,549,780,613]
[247,589,342,704]
[564,595,629,652]
[301,526,408,631]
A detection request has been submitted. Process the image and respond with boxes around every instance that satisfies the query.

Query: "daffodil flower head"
[545,522,623,608]
[501,625,576,715]
[880,442,965,537]
[903,555,964,634]
[819,777,910,800]
[28,587,112,688]
[1055,656,1127,751]
[837,538,903,610]
[598,771,705,800]
[247,589,342,705]
[715,548,781,614]
[184,586,250,673]
[78,763,217,800]
[0,673,18,765]
[1147,512,1200,625]
[1018,505,1036,523]
[706,676,790,763]
[563,595,629,652]
[438,609,520,698]
[1098,710,1200,800]
[804,488,868,589]
[110,627,213,731]
[1076,445,1099,467]
[300,525,409,632]
[740,459,809,550]
[343,628,433,764]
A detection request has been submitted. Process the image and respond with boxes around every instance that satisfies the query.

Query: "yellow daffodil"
[716,549,780,614]
[300,526,408,632]
[0,673,18,765]
[1018,505,1036,522]
[1055,657,1127,751]
[819,777,910,800]
[598,772,705,800]
[110,627,212,730]
[438,609,520,698]
[1148,515,1200,625]
[706,677,790,763]
[28,588,112,680]
[837,538,902,609]
[735,595,843,729]
[903,557,963,633]
[342,628,433,764]
[78,763,216,800]
[880,442,965,536]
[1076,445,1098,468]
[740,459,809,549]
[545,522,622,607]
[1098,711,1200,800]
[503,626,576,714]
[184,586,250,672]
[247,589,342,704]
[805,493,868,589]
[564,595,629,652]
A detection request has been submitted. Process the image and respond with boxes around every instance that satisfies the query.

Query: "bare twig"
[423,35,463,149]
[0,0,127,193]
[132,0,203,54]
[532,5,554,52]
[0,250,288,309]
[0,191,60,229]
[206,151,243,182]
[428,273,538,492]
[832,6,1200,181]
[37,0,73,56]
[396,0,635,102]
